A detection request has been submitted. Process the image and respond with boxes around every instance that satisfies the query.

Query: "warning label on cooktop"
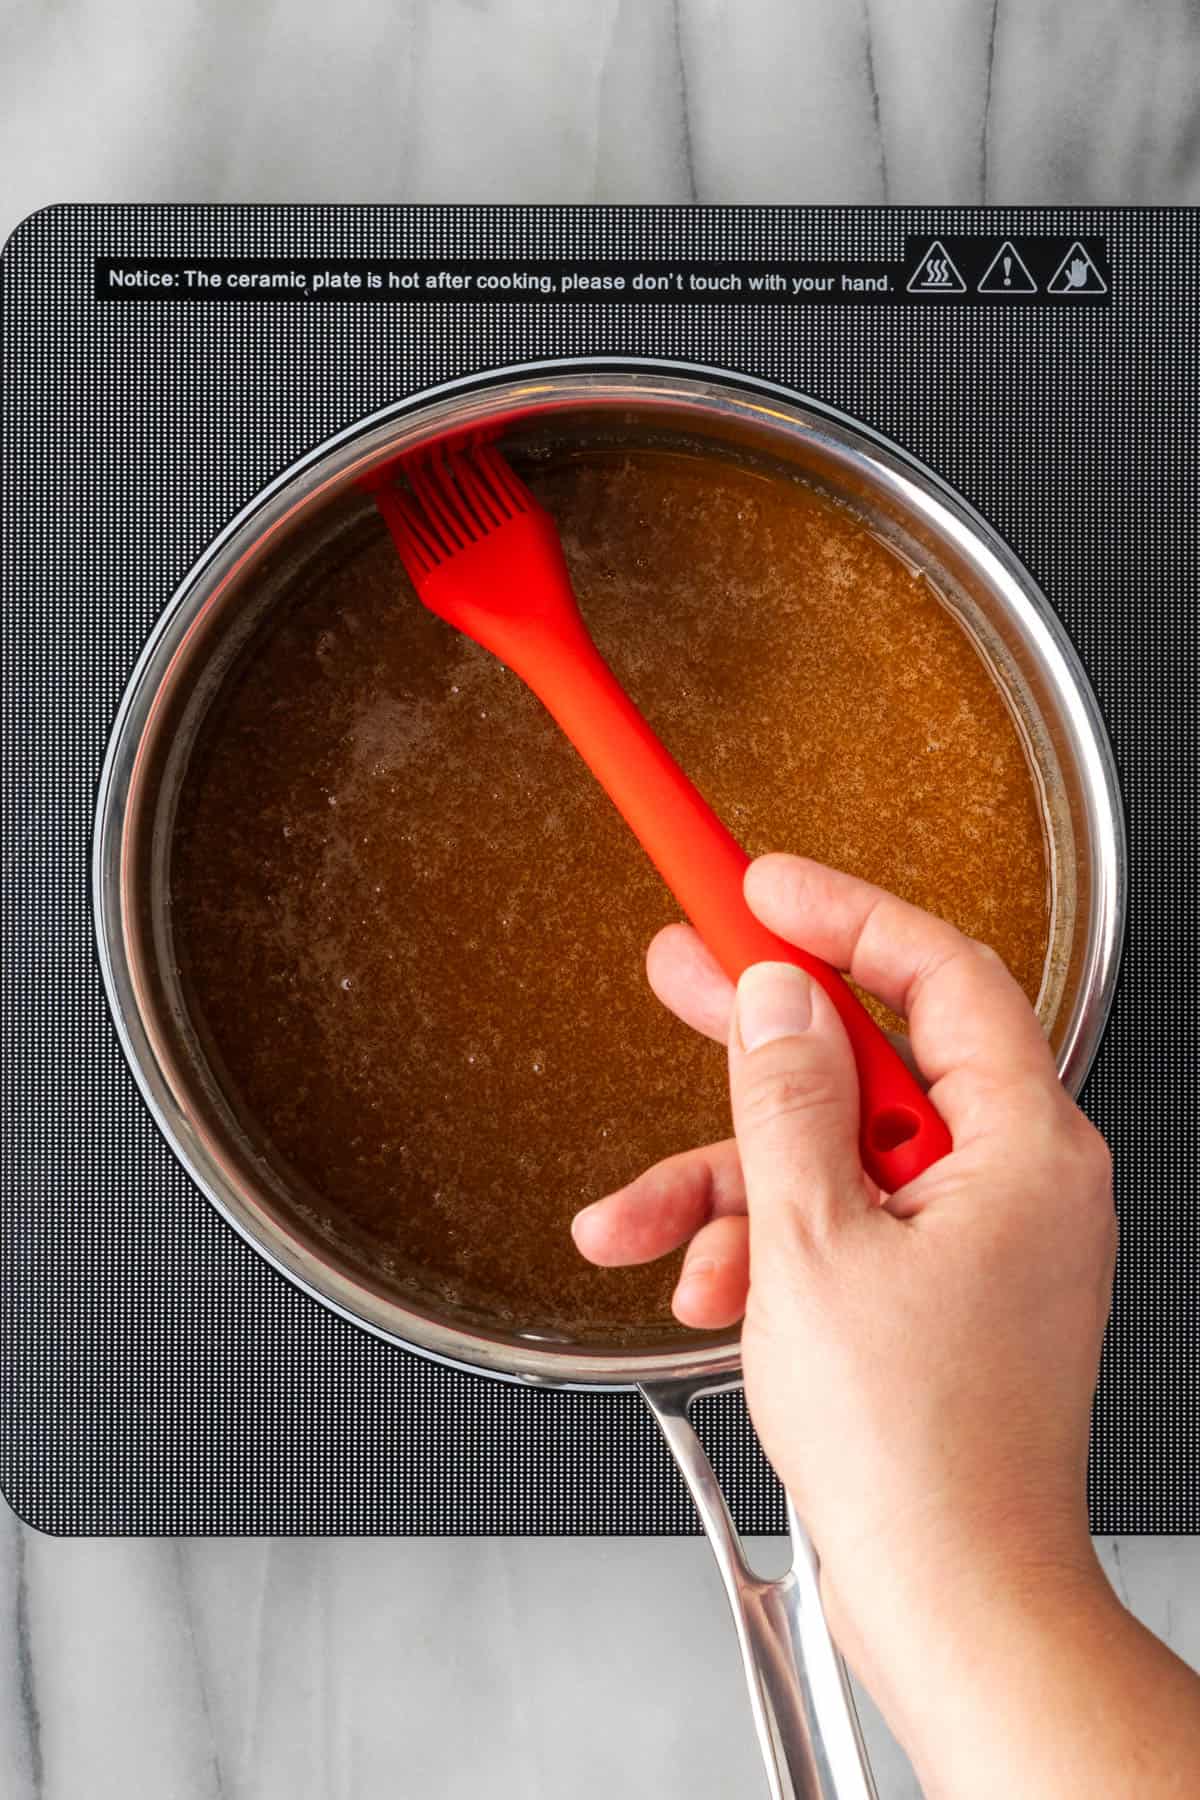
[95,237,1111,307]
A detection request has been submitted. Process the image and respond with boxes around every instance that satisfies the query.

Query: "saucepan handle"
[639,1379,878,1800]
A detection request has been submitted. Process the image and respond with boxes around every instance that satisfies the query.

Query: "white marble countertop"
[3,1507,1198,1800]
[3,3,1199,1796]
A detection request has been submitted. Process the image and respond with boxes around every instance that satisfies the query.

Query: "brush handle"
[517,626,951,1193]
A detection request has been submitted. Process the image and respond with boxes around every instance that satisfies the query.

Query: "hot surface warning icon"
[907,240,966,294]
[978,240,1038,294]
[1047,241,1108,295]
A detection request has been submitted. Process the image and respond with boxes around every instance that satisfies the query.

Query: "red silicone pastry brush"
[373,441,952,1193]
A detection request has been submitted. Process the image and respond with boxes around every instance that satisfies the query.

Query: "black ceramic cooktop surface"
[1,204,1195,1534]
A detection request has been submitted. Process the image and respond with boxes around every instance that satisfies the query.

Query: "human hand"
[572,855,1117,1730]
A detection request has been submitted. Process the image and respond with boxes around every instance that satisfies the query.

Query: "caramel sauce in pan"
[171,451,1051,1341]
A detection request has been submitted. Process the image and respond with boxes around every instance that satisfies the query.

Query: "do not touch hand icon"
[1048,241,1108,295]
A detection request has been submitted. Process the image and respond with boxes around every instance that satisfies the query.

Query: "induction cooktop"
[1,204,1194,1534]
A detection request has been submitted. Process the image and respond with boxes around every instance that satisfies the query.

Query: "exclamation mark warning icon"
[978,241,1038,294]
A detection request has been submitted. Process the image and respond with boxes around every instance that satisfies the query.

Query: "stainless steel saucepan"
[94,365,1126,1800]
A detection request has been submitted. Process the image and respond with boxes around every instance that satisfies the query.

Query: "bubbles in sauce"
[171,451,1051,1342]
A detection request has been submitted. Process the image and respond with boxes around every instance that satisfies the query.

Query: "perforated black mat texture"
[1,205,1195,1534]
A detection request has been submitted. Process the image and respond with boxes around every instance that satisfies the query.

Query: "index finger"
[744,855,1064,1140]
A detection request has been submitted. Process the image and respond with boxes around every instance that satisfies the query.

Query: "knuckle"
[965,935,1004,968]
[991,1072,1068,1139]
[737,1061,841,1133]
[1074,1117,1114,1190]
[1041,1116,1116,1249]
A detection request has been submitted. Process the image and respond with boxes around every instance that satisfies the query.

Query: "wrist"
[829,1535,1120,1794]
[818,1499,1106,1718]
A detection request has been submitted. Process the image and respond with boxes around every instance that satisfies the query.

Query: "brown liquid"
[172,451,1051,1340]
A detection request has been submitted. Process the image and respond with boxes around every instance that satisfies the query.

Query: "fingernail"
[736,962,813,1051]
[675,1257,716,1295]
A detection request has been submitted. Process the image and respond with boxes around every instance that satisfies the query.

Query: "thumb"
[730,962,865,1249]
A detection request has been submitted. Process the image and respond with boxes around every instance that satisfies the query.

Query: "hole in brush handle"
[867,1105,922,1154]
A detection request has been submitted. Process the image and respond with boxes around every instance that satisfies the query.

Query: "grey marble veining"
[3,2,1200,1796]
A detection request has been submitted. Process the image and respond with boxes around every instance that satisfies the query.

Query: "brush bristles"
[381,442,531,580]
